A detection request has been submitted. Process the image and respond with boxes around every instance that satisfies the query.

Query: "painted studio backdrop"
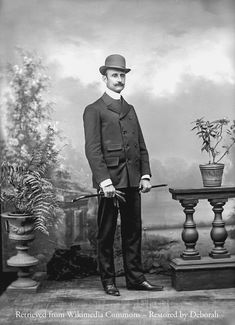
[0,0,235,276]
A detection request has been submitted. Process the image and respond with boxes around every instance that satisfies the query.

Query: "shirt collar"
[105,88,121,100]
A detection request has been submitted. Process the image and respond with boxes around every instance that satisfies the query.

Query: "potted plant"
[0,126,60,290]
[191,118,235,187]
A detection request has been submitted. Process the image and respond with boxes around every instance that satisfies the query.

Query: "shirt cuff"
[141,174,151,180]
[100,179,113,188]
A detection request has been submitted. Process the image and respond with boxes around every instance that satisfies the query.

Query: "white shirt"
[100,88,150,189]
[105,88,121,100]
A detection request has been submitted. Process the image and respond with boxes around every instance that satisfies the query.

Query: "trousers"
[97,188,145,286]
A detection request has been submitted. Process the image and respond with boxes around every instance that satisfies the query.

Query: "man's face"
[103,69,126,93]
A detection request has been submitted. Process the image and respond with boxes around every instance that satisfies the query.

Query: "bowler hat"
[99,54,131,75]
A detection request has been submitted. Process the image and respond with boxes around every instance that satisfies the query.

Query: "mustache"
[115,83,124,86]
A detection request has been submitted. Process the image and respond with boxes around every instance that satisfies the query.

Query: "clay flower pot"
[199,163,224,187]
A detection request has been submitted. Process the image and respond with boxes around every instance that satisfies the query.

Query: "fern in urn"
[1,126,60,235]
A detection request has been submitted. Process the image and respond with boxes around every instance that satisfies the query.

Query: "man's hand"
[139,179,152,193]
[102,184,116,198]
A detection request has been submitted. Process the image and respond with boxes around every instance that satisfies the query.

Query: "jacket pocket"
[107,144,122,152]
[105,157,119,167]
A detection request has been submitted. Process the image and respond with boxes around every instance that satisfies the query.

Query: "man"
[83,54,163,296]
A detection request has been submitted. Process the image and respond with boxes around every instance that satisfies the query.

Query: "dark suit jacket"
[83,93,151,189]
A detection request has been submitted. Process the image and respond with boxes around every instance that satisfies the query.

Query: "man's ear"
[102,75,107,84]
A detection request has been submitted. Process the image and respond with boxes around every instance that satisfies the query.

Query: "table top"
[169,186,235,200]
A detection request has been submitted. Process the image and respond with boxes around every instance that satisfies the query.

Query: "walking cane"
[71,184,168,203]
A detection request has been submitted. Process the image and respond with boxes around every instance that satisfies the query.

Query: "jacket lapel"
[101,93,131,119]
[101,93,121,115]
[119,97,131,119]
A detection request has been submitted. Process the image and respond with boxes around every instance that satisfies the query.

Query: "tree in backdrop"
[1,49,57,166]
[0,49,90,194]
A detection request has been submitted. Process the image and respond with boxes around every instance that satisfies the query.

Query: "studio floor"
[0,274,234,325]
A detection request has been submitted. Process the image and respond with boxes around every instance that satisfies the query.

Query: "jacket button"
[123,130,127,135]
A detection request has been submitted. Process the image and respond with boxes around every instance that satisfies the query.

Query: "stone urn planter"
[2,212,39,292]
[1,128,61,292]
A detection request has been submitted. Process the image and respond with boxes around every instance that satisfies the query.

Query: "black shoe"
[127,280,163,291]
[103,283,120,296]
